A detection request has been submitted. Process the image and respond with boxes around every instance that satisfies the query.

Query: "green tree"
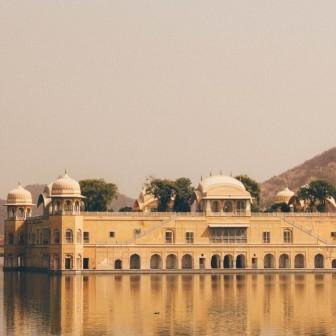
[79,179,118,211]
[146,177,195,212]
[146,178,175,212]
[119,206,133,212]
[269,202,290,213]
[235,174,261,212]
[173,178,195,212]
[297,180,336,212]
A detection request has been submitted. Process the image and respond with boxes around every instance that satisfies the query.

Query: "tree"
[297,180,336,212]
[79,179,118,211]
[269,202,290,213]
[235,175,261,212]
[146,177,195,212]
[173,178,195,212]
[146,178,176,212]
[119,206,133,212]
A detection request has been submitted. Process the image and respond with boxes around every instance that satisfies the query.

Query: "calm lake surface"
[2,270,336,336]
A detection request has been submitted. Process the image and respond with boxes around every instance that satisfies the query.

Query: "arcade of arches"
[100,252,332,270]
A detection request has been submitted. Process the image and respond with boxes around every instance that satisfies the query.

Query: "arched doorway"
[279,254,290,268]
[223,254,233,268]
[264,254,275,268]
[166,254,178,269]
[181,254,193,269]
[130,254,141,269]
[294,254,305,268]
[150,254,162,269]
[236,254,246,268]
[115,259,122,269]
[314,254,324,268]
[211,254,221,269]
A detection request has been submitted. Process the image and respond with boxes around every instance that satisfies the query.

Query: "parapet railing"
[82,211,336,217]
[27,211,336,219]
[251,212,336,217]
[81,211,250,217]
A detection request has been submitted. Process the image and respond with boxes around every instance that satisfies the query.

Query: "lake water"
[1,270,336,335]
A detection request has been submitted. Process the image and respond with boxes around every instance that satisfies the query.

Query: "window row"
[210,200,246,213]
[263,229,293,244]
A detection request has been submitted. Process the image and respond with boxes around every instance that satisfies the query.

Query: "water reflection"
[2,272,336,335]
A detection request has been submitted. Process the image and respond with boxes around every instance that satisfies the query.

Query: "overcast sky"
[1,0,335,198]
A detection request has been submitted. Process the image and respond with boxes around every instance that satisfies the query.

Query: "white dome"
[275,187,294,204]
[51,173,82,197]
[6,185,33,205]
[199,175,246,193]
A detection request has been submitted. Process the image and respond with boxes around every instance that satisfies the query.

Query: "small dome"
[197,175,251,200]
[275,187,294,204]
[199,175,246,193]
[51,173,82,197]
[6,185,33,205]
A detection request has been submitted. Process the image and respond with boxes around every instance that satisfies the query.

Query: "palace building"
[3,173,336,273]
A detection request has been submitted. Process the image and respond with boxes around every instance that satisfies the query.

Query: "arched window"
[294,254,305,268]
[223,254,233,268]
[76,229,82,244]
[150,254,162,269]
[74,201,80,213]
[54,230,60,244]
[224,201,233,212]
[65,255,73,270]
[279,254,290,268]
[236,254,246,268]
[42,229,50,245]
[264,254,275,268]
[211,201,220,213]
[115,259,122,269]
[181,254,193,269]
[64,200,72,214]
[166,254,178,269]
[65,229,73,243]
[314,254,324,268]
[18,208,25,218]
[130,254,141,269]
[211,254,221,269]
[332,260,336,268]
[237,200,246,212]
[54,200,61,214]
[8,207,15,219]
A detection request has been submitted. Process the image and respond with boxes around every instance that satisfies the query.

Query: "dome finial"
[200,175,203,181]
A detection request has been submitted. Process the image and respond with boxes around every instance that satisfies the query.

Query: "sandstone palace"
[4,173,336,273]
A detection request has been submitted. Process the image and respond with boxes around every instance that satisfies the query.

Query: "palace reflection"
[3,273,336,335]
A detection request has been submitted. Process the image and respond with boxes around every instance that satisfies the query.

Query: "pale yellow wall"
[5,213,336,271]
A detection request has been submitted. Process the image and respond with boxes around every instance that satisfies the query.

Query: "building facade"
[4,173,336,273]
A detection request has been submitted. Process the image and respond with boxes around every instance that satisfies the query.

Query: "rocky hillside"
[261,147,336,207]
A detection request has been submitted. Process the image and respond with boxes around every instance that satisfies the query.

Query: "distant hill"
[0,184,135,234]
[261,147,336,207]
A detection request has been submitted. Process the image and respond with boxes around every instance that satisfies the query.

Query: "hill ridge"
[261,147,336,206]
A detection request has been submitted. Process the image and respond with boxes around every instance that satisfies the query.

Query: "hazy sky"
[1,0,336,198]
